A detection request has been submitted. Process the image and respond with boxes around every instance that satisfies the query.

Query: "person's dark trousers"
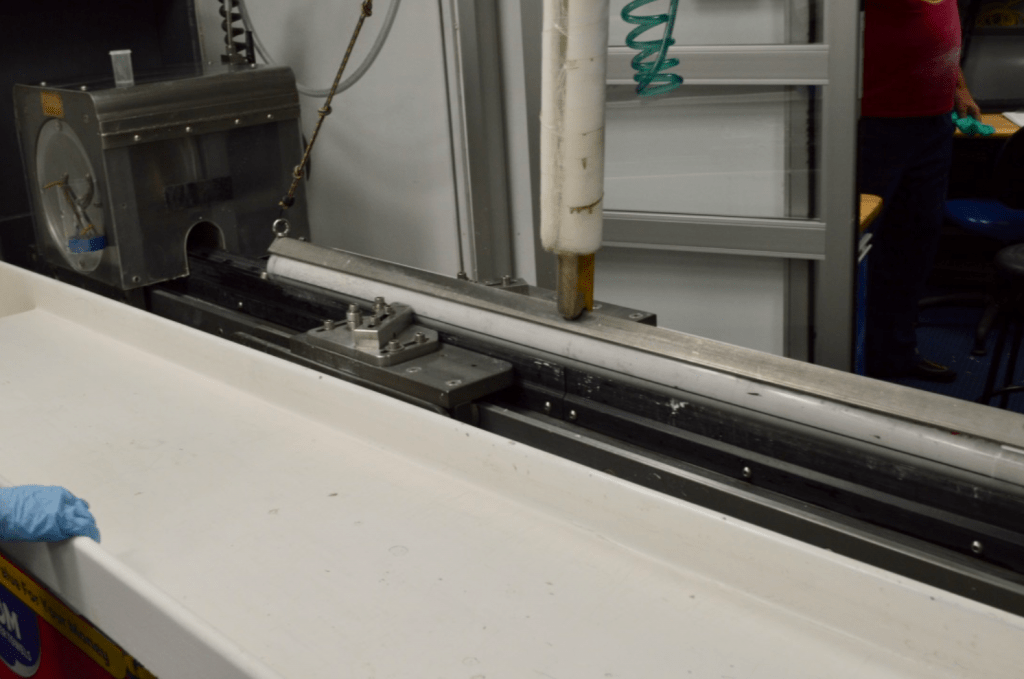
[857,113,954,377]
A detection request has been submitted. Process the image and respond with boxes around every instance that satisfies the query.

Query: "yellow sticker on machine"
[0,551,155,678]
[40,91,64,119]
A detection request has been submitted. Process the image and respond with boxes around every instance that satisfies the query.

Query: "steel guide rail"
[264,239,1024,460]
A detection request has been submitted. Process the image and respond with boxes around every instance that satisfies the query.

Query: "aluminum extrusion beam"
[603,211,827,259]
[606,45,830,86]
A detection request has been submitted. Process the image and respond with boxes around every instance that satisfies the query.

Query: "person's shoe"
[904,358,957,383]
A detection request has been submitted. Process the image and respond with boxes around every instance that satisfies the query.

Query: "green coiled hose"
[621,0,682,97]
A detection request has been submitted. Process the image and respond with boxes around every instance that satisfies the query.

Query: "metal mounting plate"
[290,334,513,410]
[301,320,440,367]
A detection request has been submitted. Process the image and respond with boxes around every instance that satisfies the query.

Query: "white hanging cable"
[235,0,403,97]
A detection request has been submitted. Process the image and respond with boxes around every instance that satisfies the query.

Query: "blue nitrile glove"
[952,112,995,136]
[0,486,100,543]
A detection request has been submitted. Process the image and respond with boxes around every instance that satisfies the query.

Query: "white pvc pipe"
[540,0,611,255]
[266,253,1024,489]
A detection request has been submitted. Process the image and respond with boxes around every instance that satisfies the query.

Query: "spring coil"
[621,0,682,97]
[219,0,249,63]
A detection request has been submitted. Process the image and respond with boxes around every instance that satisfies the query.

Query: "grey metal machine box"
[13,65,309,290]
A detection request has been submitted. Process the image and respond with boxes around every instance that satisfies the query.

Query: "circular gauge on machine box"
[34,118,106,273]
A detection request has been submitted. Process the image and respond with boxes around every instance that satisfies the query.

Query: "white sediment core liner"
[540,0,611,255]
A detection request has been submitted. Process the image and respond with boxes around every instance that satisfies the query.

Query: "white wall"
[196,0,462,277]
[594,247,787,355]
[605,87,789,218]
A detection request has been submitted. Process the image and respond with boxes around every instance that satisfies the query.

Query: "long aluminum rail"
[267,238,1024,488]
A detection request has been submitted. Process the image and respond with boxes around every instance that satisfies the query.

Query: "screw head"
[543,401,552,414]
[971,540,984,555]
[237,301,244,309]
[414,332,427,344]
[446,379,463,387]
[234,118,241,125]
[742,466,753,479]
[323,319,336,331]
[80,85,88,91]
[568,410,578,421]
[133,134,141,142]
[185,126,192,133]
[629,312,644,320]
[387,339,403,352]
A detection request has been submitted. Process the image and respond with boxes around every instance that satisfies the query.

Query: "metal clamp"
[297,297,440,367]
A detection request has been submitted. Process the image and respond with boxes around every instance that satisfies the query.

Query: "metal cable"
[278,1,376,212]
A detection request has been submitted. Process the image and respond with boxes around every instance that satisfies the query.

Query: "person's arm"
[954,67,982,120]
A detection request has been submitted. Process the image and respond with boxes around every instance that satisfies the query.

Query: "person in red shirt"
[859,0,980,382]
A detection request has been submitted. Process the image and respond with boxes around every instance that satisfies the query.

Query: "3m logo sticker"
[39,92,63,119]
[0,590,41,678]
[0,553,156,678]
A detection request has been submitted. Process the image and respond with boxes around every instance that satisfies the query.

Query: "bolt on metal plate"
[301,300,440,367]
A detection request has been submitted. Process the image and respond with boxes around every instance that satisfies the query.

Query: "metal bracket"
[287,296,514,410]
[478,275,530,295]
[300,298,439,367]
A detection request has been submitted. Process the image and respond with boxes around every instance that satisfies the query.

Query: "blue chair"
[921,127,1024,355]
[945,200,1024,244]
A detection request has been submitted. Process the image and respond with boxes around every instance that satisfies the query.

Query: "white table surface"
[0,262,1022,679]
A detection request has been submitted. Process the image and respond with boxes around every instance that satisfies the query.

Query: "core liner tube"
[540,0,611,255]
[265,239,1024,486]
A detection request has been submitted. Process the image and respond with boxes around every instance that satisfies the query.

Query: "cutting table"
[1,262,1023,678]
